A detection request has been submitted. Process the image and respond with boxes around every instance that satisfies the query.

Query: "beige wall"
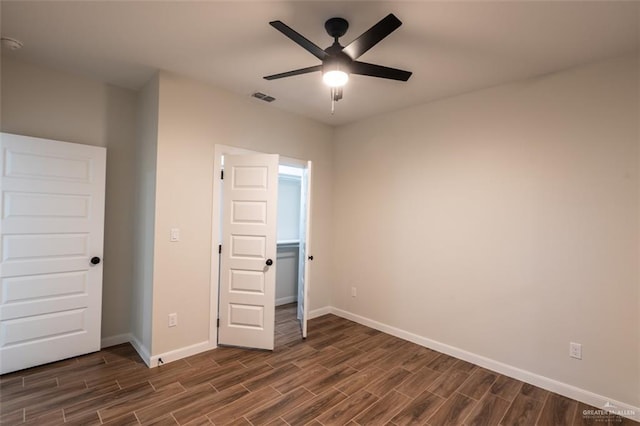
[332,54,639,406]
[151,71,333,355]
[0,57,137,340]
[131,74,159,352]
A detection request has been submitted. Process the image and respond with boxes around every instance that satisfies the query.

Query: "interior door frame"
[209,144,311,347]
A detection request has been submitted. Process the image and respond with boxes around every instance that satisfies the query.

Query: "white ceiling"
[2,1,638,126]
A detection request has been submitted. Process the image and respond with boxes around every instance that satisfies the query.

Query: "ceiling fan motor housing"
[325,17,349,39]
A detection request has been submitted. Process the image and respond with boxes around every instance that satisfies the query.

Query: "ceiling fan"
[264,13,412,111]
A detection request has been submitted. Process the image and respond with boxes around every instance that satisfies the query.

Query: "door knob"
[90,256,101,265]
[266,259,273,266]
[308,255,314,261]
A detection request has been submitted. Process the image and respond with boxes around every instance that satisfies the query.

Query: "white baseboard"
[276,296,297,306]
[148,340,215,369]
[329,307,640,422]
[129,334,152,368]
[104,333,213,370]
[101,333,132,349]
[308,306,332,319]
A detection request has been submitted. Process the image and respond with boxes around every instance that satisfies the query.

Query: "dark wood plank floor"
[0,304,637,425]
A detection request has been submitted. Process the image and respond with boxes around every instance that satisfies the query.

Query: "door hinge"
[218,244,222,254]
[217,318,220,328]
[220,170,224,180]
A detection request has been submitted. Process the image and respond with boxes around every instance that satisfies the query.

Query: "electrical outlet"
[569,342,582,359]
[168,313,178,327]
[351,286,357,298]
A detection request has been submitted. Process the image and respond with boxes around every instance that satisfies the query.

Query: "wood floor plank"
[400,347,440,372]
[263,417,288,426]
[394,367,441,398]
[489,375,523,402]
[330,332,371,351]
[115,359,192,389]
[519,382,549,402]
[463,392,510,426]
[225,416,251,426]
[319,347,364,369]
[538,392,577,426]
[245,386,316,425]
[265,345,316,369]
[348,348,390,371]
[241,363,300,392]
[390,390,445,426]
[22,408,65,425]
[316,389,379,425]
[0,408,24,424]
[62,410,101,425]
[426,368,470,399]
[142,415,180,425]
[179,361,245,389]
[426,392,476,425]
[209,362,273,391]
[499,392,544,426]
[292,346,342,369]
[449,359,478,375]
[335,367,386,396]
[457,368,497,400]
[270,365,329,395]
[167,384,248,425]
[24,381,117,421]
[62,381,152,421]
[182,416,213,426]
[355,332,395,352]
[353,390,410,425]
[21,359,100,387]
[101,412,139,425]
[364,367,412,397]
[97,381,185,423]
[206,386,280,425]
[281,388,349,425]
[426,353,458,373]
[0,378,61,409]
[374,346,420,371]
[135,383,218,424]
[305,364,359,395]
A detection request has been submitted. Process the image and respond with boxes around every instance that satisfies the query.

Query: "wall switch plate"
[351,286,357,297]
[569,342,582,359]
[170,228,180,242]
[168,313,178,327]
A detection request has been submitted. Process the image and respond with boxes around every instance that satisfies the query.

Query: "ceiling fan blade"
[351,61,412,81]
[264,65,322,80]
[270,21,328,61]
[342,14,402,60]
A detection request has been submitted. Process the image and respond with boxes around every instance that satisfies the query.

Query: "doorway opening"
[211,145,312,351]
[275,164,307,346]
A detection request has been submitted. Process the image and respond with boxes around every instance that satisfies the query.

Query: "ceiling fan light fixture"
[322,69,349,87]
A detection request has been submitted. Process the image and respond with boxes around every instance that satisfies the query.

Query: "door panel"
[297,162,312,338]
[218,154,278,350]
[0,133,106,374]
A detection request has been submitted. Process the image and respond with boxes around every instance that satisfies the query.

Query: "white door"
[218,154,279,350]
[297,162,312,338]
[0,133,106,374]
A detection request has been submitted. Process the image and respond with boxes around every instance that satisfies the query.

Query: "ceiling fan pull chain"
[331,91,335,114]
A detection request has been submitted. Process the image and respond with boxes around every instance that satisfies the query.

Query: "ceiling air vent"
[252,92,276,102]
